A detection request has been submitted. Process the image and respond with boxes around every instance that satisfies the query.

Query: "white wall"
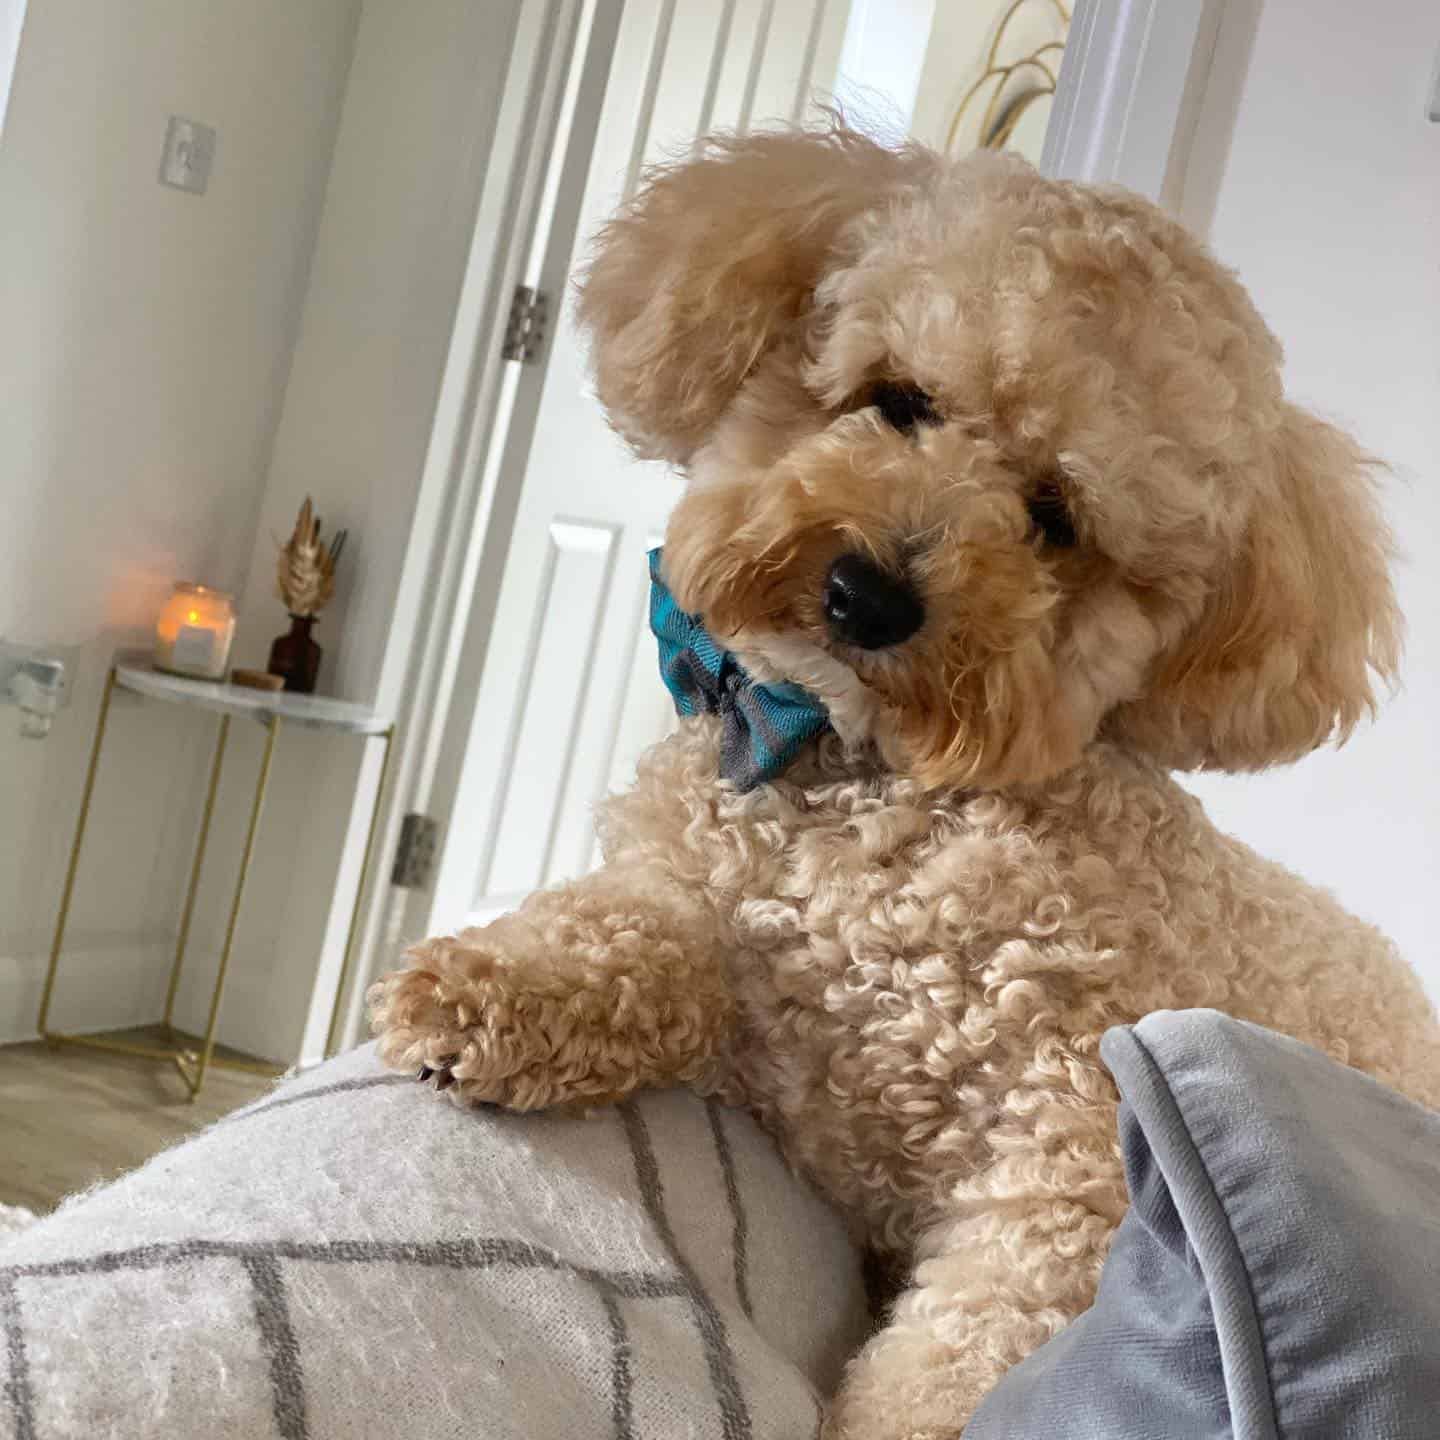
[0,0,360,1043]
[1178,0,1440,995]
[165,0,526,1065]
[837,0,935,136]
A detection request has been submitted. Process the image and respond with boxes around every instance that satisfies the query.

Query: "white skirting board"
[0,939,170,1046]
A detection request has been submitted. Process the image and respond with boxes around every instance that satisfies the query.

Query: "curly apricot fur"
[372,127,1434,1438]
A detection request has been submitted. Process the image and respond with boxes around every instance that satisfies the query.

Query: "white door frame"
[325,0,1218,1052]
[403,0,857,949]
[324,0,624,1052]
[1041,0,1223,204]
[0,0,26,141]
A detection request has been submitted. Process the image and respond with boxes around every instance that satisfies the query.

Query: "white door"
[417,0,853,936]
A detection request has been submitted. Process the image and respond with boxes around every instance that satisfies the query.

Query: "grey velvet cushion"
[968,1009,1440,1440]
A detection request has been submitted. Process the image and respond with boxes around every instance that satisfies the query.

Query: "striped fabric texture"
[0,1044,870,1440]
[648,548,830,791]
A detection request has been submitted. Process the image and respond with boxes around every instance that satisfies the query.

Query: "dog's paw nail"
[434,1068,457,1091]
[416,1065,435,1083]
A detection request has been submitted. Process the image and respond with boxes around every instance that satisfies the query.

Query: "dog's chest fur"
[602,718,1438,1254]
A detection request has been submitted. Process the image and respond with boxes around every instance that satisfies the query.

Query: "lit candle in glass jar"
[155,582,236,680]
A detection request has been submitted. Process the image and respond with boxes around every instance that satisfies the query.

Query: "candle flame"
[188,610,200,623]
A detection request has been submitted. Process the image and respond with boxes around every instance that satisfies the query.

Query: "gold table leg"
[324,725,396,1059]
[38,667,118,1039]
[42,1030,278,1074]
[183,715,282,1101]
[43,691,384,1095]
[161,714,231,1034]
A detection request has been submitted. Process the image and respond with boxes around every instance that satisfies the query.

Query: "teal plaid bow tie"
[648,548,830,791]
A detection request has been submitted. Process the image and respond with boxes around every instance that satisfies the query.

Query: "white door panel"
[423,0,851,935]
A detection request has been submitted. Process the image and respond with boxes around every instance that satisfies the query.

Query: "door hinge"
[502,284,549,363]
[391,812,440,890]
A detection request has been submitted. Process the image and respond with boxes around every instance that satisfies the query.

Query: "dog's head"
[578,127,1399,789]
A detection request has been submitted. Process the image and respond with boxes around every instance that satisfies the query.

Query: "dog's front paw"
[367,942,557,1109]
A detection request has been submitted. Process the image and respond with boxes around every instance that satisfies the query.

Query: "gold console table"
[37,650,394,1099]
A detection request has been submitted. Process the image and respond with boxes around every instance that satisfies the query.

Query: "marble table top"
[112,651,391,735]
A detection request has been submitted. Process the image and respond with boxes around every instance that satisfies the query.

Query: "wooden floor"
[0,1027,275,1214]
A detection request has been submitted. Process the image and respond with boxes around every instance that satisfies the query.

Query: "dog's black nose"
[823,554,924,649]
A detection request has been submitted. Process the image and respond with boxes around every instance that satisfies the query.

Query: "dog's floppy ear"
[1111,404,1400,771]
[576,126,933,466]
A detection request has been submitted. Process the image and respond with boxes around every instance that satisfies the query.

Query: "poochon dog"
[370,128,1440,1436]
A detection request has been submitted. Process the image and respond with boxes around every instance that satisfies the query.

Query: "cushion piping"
[1101,1024,1282,1440]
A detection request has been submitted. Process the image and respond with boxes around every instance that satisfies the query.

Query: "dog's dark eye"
[870,381,939,434]
[1026,481,1078,548]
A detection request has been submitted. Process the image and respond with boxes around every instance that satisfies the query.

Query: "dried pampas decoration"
[276,497,346,618]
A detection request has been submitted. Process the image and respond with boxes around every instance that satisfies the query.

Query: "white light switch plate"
[159,115,216,194]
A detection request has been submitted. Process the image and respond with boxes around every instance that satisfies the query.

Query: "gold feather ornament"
[276,496,338,618]
[267,497,348,693]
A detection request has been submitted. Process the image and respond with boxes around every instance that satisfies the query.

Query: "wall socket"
[0,641,80,703]
[159,115,216,195]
